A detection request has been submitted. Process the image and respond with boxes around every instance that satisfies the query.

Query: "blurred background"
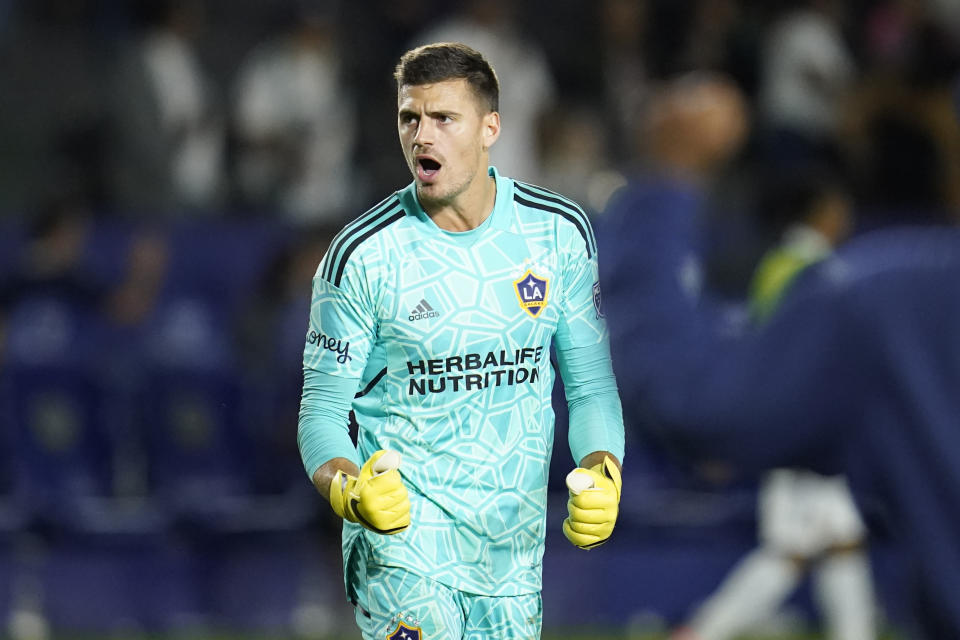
[0,0,958,638]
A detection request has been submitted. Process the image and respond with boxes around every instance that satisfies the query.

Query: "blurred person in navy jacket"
[599,73,960,639]
[598,71,749,340]
[675,171,876,640]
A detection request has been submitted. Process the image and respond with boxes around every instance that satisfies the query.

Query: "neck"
[422,172,497,232]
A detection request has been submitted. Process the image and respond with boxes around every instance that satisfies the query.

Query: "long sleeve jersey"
[298,167,624,596]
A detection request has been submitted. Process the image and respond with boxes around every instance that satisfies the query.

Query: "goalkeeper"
[297,42,624,640]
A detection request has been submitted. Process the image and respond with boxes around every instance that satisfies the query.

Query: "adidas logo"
[408,298,440,322]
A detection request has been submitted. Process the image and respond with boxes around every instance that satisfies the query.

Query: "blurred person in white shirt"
[111,0,226,214]
[758,0,855,168]
[232,5,357,224]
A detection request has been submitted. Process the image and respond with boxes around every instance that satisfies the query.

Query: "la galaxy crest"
[513,270,549,317]
[387,621,421,640]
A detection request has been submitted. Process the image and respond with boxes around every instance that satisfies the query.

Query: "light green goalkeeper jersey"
[298,167,624,597]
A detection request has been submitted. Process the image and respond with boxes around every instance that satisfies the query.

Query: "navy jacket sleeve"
[600,181,859,476]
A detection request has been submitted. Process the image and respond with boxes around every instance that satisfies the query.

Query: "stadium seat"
[136,363,315,534]
[134,361,319,633]
[6,358,168,536]
[3,352,182,633]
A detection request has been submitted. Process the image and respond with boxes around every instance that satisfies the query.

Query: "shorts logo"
[513,270,549,317]
[387,622,422,640]
[593,281,604,319]
[408,298,440,322]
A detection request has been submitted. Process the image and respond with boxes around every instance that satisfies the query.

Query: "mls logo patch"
[387,621,422,640]
[593,281,604,319]
[513,270,549,317]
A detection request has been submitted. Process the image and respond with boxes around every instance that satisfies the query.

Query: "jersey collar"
[400,166,514,234]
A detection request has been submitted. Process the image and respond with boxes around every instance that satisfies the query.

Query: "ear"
[481,111,501,151]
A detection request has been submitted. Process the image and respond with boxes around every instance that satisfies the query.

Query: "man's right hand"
[329,450,411,534]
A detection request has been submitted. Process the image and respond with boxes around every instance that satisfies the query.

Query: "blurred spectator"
[604,201,960,640]
[0,195,167,366]
[234,226,333,384]
[597,70,751,497]
[748,170,853,318]
[845,4,960,222]
[233,226,334,494]
[335,0,438,200]
[0,1,112,214]
[410,0,557,184]
[597,68,750,436]
[109,0,226,215]
[597,72,750,341]
[0,198,98,315]
[642,72,749,182]
[599,69,960,640]
[596,0,651,166]
[684,0,766,98]
[676,171,877,640]
[537,104,623,213]
[232,6,356,224]
[757,0,856,170]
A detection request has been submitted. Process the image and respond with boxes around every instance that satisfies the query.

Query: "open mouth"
[417,157,441,181]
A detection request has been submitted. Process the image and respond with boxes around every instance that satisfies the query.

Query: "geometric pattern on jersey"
[305,167,610,596]
[352,563,542,640]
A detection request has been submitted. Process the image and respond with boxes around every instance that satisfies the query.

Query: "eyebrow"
[398,108,460,119]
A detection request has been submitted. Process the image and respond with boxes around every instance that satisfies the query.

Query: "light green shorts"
[349,562,542,640]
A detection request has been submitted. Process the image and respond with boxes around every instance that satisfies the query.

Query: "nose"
[413,118,435,145]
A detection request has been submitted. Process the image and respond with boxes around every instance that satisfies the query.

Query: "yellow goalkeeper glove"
[562,456,622,549]
[329,450,411,534]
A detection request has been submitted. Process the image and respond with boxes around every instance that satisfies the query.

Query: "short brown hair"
[394,42,500,113]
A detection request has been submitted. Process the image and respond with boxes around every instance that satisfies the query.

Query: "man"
[408,0,557,184]
[600,132,960,640]
[298,43,624,640]
[675,173,876,640]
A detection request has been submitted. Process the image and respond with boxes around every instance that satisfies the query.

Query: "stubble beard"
[416,169,474,210]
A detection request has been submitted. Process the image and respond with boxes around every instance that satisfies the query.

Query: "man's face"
[398,78,499,208]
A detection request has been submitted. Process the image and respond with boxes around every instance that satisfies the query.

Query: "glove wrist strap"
[329,470,353,521]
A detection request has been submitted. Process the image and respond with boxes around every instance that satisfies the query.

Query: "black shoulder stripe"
[514,193,594,259]
[323,194,399,282]
[516,182,597,254]
[516,181,584,213]
[323,196,401,282]
[332,208,405,287]
[355,367,388,399]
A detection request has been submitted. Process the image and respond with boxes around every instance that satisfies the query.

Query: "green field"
[44,631,904,640]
